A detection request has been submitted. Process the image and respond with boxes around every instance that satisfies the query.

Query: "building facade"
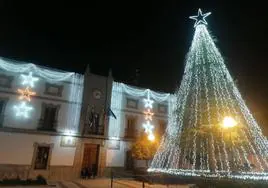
[0,57,174,180]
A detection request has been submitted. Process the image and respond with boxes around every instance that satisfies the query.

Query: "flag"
[107,107,117,119]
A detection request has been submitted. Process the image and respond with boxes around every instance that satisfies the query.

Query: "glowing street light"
[222,116,237,129]
[148,133,155,141]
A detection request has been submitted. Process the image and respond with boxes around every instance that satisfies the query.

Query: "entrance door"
[125,150,134,170]
[82,144,99,175]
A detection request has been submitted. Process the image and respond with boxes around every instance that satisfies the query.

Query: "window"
[158,120,167,137]
[0,74,13,88]
[0,98,8,127]
[126,98,138,109]
[38,103,60,131]
[125,116,136,138]
[32,143,53,170]
[44,83,63,97]
[34,146,50,169]
[125,150,134,170]
[158,104,167,114]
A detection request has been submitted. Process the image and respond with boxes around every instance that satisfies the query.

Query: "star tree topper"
[21,72,39,88]
[189,8,211,27]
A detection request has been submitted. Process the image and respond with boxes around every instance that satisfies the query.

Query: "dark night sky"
[1,1,268,132]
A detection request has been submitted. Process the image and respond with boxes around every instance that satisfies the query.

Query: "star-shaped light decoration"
[144,109,154,121]
[143,121,154,134]
[18,87,36,101]
[143,94,154,109]
[21,72,39,88]
[189,8,211,27]
[14,101,33,118]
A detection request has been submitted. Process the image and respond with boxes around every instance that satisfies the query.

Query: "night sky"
[1,1,268,133]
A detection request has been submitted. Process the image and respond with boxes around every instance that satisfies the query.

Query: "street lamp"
[221,116,238,171]
[148,133,155,141]
[222,116,237,129]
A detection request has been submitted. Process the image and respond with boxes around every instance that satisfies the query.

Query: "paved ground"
[60,179,192,188]
[0,179,192,188]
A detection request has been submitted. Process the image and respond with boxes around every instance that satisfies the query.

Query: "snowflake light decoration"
[144,94,154,109]
[14,101,33,118]
[143,121,154,134]
[21,72,39,88]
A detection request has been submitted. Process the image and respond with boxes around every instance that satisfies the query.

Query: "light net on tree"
[148,10,268,180]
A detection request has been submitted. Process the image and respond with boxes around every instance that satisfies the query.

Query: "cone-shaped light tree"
[148,9,268,180]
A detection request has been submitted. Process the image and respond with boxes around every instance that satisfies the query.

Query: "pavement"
[55,179,192,188]
[0,179,193,188]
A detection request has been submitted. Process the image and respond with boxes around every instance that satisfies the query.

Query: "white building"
[105,82,174,172]
[0,57,174,180]
[0,57,84,180]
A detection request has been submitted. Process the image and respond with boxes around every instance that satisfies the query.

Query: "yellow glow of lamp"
[148,133,155,141]
[222,116,237,129]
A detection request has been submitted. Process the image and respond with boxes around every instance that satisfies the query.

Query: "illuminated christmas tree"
[148,9,268,180]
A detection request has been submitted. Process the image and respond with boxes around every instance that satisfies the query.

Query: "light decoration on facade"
[13,101,33,118]
[148,9,268,181]
[143,90,155,140]
[0,57,84,133]
[18,87,36,101]
[21,72,39,88]
[108,82,173,140]
[144,94,154,109]
[15,72,39,118]
[144,109,154,121]
[143,121,154,134]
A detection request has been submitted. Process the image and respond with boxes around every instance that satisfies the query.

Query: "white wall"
[106,141,131,167]
[118,93,169,138]
[0,69,78,132]
[0,132,76,166]
[106,85,170,167]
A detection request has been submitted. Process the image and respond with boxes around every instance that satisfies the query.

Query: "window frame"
[31,142,54,170]
[38,103,60,131]
[0,74,14,88]
[44,83,64,97]
[0,97,8,127]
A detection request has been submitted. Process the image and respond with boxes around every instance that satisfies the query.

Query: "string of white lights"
[149,9,268,180]
[108,82,173,140]
[0,57,84,133]
[212,64,231,172]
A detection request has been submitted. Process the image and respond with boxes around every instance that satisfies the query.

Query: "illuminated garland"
[0,57,84,133]
[143,91,155,140]
[108,82,173,139]
[148,9,268,181]
[14,72,39,118]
